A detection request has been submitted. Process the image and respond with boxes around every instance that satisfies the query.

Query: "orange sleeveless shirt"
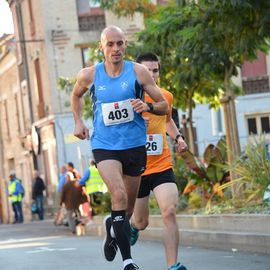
[142,89,173,176]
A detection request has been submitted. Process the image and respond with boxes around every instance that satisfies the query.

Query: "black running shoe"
[124,263,139,270]
[102,215,118,261]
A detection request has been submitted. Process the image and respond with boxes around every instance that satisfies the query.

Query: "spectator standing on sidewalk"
[79,159,107,216]
[32,170,46,220]
[130,53,188,270]
[8,170,24,223]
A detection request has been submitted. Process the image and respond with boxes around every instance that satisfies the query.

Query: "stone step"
[86,214,270,254]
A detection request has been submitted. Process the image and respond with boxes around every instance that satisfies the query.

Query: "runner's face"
[140,61,159,84]
[100,30,127,65]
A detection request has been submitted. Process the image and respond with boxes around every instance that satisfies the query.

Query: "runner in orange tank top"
[143,89,173,176]
[130,53,188,270]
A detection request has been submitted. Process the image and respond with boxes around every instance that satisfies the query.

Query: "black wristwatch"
[175,134,185,143]
[146,102,154,112]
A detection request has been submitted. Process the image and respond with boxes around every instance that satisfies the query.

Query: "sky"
[0,0,14,36]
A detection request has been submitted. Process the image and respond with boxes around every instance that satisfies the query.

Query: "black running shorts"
[92,146,146,177]
[137,168,176,198]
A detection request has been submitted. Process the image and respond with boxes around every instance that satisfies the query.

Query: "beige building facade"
[0,34,34,223]
[0,0,146,223]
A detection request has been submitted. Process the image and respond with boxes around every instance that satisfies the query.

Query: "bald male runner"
[71,26,168,270]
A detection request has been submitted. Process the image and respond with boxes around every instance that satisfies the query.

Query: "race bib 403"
[102,99,134,126]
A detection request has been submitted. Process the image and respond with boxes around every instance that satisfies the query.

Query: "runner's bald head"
[100,25,125,44]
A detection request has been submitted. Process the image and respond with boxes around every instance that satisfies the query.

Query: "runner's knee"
[133,216,148,230]
[110,187,127,209]
[161,204,177,222]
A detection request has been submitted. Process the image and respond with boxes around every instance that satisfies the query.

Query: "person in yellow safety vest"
[79,160,107,216]
[8,170,24,223]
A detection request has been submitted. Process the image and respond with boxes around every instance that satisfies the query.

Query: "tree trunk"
[187,94,196,154]
[221,66,241,196]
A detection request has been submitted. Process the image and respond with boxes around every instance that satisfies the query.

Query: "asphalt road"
[0,220,269,270]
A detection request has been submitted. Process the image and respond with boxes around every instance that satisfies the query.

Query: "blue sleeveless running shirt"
[90,60,146,150]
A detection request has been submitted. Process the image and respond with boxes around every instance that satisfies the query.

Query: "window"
[261,116,270,134]
[89,0,100,7]
[8,158,15,174]
[3,100,10,139]
[78,15,105,31]
[21,80,30,129]
[76,0,105,31]
[14,93,21,133]
[241,52,269,94]
[246,114,270,136]
[81,48,91,67]
[28,0,35,36]
[76,0,101,13]
[80,47,100,67]
[34,58,45,119]
[211,108,224,136]
[247,118,257,135]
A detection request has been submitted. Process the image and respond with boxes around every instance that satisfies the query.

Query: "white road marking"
[0,236,61,245]
[0,242,52,250]
[26,247,77,253]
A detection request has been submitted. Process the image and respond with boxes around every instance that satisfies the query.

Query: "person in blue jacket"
[58,165,67,193]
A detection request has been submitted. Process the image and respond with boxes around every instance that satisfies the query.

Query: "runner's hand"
[74,121,89,140]
[176,137,188,153]
[131,99,149,113]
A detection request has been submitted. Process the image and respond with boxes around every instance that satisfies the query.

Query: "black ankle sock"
[111,210,131,260]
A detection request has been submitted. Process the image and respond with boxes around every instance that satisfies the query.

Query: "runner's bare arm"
[166,118,187,153]
[132,64,168,115]
[71,67,94,139]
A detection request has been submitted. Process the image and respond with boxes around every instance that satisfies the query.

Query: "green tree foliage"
[138,0,270,165]
[183,0,270,83]
[95,0,156,17]
[58,76,92,120]
[190,0,270,177]
[138,2,225,153]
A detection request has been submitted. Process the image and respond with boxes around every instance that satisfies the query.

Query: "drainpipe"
[14,0,38,169]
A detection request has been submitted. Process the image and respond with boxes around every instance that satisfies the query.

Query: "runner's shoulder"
[134,63,150,81]
[77,66,95,86]
[160,88,173,103]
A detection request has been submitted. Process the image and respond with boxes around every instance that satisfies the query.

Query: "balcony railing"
[242,75,270,95]
[78,15,106,31]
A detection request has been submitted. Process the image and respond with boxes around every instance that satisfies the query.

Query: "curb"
[85,214,270,254]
